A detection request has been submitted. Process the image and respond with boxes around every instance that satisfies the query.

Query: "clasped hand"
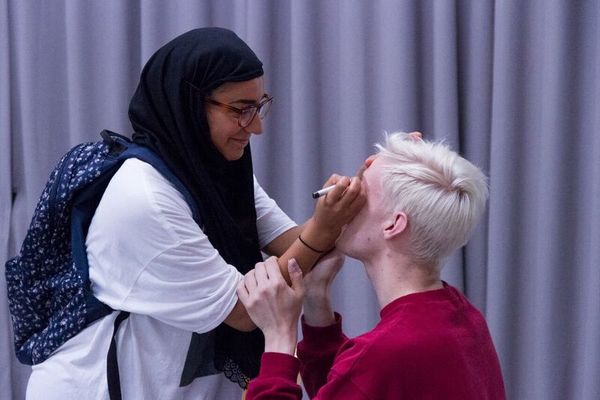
[237,257,305,355]
[237,252,346,354]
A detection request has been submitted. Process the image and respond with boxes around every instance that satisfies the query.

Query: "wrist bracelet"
[298,235,327,253]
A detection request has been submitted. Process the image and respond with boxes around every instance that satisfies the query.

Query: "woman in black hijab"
[26,28,365,400]
[129,27,280,391]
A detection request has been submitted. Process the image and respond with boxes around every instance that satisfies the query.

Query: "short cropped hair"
[375,132,489,266]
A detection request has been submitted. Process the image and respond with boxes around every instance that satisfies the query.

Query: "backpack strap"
[106,131,201,221]
[107,311,130,400]
[96,131,202,397]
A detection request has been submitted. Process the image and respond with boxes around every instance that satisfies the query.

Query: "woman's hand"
[314,174,365,234]
[302,174,366,253]
[237,257,305,355]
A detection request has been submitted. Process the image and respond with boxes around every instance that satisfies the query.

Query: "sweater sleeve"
[297,313,348,398]
[246,314,371,400]
[245,353,303,400]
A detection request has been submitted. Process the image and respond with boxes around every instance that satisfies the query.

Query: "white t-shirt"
[26,158,296,400]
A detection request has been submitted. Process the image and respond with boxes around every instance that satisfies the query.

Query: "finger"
[264,257,283,283]
[244,269,257,289]
[288,259,304,293]
[355,172,368,201]
[350,187,367,211]
[324,176,351,203]
[356,155,377,178]
[337,176,362,204]
[323,173,343,187]
[236,280,249,302]
[349,175,363,194]
[255,262,269,282]
[356,164,367,179]
[341,188,366,219]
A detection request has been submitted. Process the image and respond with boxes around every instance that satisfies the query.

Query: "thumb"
[287,259,304,292]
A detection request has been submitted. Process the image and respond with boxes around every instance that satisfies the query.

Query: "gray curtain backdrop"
[1,0,599,399]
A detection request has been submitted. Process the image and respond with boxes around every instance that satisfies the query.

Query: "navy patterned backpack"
[5,130,198,397]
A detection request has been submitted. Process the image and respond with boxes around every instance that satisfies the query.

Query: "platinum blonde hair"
[375,132,489,266]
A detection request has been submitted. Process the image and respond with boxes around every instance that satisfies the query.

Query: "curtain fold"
[1,1,16,398]
[1,1,599,399]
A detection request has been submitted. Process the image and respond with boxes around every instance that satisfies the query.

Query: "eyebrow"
[186,80,267,106]
[230,99,261,106]
[229,94,269,106]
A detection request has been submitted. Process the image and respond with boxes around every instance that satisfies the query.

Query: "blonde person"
[240,132,506,399]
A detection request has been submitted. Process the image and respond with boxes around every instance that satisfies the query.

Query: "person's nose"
[365,154,378,167]
[245,114,263,135]
[356,154,377,178]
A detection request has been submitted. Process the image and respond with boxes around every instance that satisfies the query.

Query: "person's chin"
[223,141,248,160]
[222,148,245,161]
[229,153,244,161]
[336,229,364,259]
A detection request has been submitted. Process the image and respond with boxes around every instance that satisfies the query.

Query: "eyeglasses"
[205,95,273,128]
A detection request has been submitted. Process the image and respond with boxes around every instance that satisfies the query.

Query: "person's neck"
[364,250,443,310]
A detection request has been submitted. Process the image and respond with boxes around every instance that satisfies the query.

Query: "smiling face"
[336,155,390,261]
[205,77,266,160]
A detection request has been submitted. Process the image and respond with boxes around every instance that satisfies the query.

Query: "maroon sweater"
[246,283,506,399]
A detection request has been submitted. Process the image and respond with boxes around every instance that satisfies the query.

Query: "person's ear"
[383,212,408,240]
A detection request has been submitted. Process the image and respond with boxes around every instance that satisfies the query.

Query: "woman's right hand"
[309,173,366,246]
[277,170,365,280]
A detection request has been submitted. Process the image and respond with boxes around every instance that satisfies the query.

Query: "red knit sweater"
[246,283,506,399]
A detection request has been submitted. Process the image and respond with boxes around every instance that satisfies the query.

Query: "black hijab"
[129,27,265,388]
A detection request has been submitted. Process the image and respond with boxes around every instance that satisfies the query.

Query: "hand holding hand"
[237,257,305,354]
